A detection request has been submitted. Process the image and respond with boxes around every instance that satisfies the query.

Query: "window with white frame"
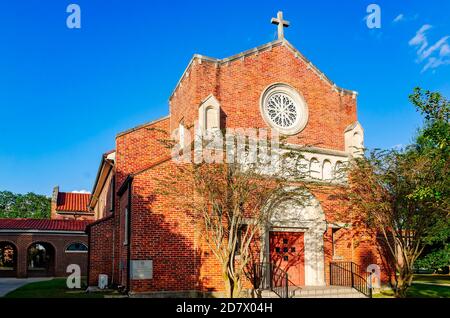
[65,242,88,253]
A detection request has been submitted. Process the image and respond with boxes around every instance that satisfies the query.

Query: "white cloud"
[409,24,450,73]
[393,14,404,23]
[408,24,432,55]
[393,13,419,24]
[71,189,90,194]
[440,44,450,57]
[421,57,450,73]
[419,36,449,61]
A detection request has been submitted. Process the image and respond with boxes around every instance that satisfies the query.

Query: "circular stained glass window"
[260,83,308,135]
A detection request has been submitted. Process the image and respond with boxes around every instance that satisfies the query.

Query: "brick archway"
[27,242,56,277]
[0,241,17,277]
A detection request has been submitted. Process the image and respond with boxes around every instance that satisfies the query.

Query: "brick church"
[87,12,384,296]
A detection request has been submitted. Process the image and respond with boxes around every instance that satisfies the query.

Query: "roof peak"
[170,39,357,100]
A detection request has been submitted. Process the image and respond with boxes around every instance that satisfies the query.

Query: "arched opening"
[322,160,333,180]
[205,106,219,130]
[334,161,344,181]
[309,157,321,179]
[27,242,55,277]
[0,241,17,277]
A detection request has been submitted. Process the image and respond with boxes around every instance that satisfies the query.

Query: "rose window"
[260,84,308,135]
[265,93,298,128]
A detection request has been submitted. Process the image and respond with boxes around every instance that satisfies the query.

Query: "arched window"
[205,106,219,130]
[334,161,344,181]
[353,132,363,150]
[309,158,321,179]
[322,160,332,180]
[198,94,221,132]
[65,242,88,253]
[179,123,186,149]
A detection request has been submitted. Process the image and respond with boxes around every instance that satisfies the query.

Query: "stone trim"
[116,115,170,138]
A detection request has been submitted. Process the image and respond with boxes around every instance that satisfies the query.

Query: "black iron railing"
[330,261,372,297]
[250,262,289,298]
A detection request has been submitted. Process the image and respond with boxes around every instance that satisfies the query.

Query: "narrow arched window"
[334,161,344,181]
[310,158,321,179]
[65,242,88,253]
[322,160,332,180]
[205,106,219,130]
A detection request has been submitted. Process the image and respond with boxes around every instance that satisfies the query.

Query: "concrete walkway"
[0,277,53,297]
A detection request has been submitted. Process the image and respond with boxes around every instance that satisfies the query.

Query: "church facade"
[87,15,385,296]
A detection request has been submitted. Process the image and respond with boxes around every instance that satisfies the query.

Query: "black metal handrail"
[330,261,372,297]
[250,262,289,298]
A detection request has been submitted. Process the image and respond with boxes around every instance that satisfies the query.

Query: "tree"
[345,88,449,297]
[156,127,310,297]
[415,244,450,273]
[0,191,51,219]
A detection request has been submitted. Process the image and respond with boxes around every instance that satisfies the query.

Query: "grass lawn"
[413,274,450,285]
[4,278,118,298]
[374,275,450,298]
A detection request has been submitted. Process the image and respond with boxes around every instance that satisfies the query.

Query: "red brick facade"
[87,39,385,295]
[0,230,88,278]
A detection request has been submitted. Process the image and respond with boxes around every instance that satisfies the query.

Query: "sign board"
[130,260,153,280]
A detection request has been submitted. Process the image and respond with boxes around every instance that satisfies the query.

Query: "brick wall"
[87,216,114,286]
[0,233,88,278]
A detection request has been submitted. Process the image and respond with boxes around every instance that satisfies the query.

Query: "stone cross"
[271,11,290,40]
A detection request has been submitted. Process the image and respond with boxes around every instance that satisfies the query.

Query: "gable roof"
[0,218,90,232]
[170,38,358,101]
[56,192,90,212]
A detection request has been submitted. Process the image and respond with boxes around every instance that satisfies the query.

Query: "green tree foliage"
[346,88,449,297]
[415,244,450,273]
[0,191,51,219]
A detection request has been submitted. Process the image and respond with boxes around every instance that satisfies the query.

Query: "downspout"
[86,225,91,286]
[126,179,132,293]
[111,221,116,285]
[111,175,116,286]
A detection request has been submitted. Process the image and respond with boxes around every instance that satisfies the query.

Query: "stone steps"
[260,286,368,298]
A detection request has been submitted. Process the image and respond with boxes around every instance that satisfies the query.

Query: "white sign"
[131,260,153,280]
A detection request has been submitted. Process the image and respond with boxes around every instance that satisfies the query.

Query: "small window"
[275,247,281,253]
[65,243,88,253]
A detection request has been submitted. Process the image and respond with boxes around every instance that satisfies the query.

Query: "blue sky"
[0,0,449,196]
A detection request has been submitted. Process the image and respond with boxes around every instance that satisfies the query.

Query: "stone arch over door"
[263,189,326,286]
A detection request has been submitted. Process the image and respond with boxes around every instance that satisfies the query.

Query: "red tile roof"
[0,218,90,232]
[56,192,90,212]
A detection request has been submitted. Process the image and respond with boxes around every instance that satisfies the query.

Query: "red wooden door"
[269,231,305,286]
